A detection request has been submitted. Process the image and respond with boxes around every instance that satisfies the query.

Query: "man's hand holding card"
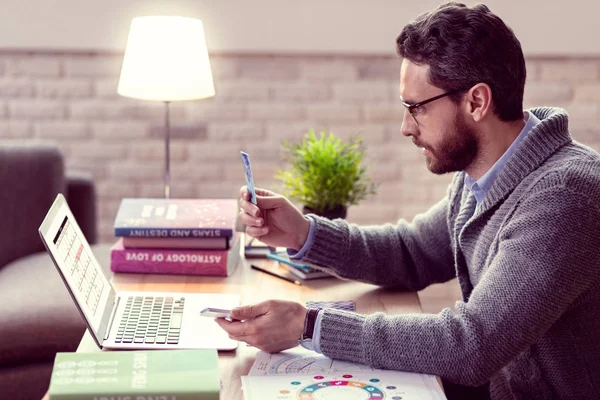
[238,152,311,251]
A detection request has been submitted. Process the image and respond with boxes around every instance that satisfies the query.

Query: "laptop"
[39,194,239,351]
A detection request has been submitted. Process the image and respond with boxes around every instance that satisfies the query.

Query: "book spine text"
[110,248,229,276]
[114,228,232,238]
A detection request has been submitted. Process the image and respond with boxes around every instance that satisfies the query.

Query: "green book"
[49,350,219,400]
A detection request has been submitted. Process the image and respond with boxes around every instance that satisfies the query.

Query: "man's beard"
[424,112,479,174]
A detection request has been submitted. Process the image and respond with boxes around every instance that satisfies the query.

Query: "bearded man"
[217,3,600,399]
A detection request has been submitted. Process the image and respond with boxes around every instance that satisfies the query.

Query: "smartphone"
[199,307,233,319]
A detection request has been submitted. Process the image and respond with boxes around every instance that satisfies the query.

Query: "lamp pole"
[164,101,171,198]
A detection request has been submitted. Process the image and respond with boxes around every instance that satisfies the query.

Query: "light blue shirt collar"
[465,111,541,204]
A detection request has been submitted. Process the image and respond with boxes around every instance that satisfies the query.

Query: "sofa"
[0,144,97,400]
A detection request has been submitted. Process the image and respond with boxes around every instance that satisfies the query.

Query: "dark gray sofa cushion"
[0,145,66,270]
[0,360,54,400]
[66,171,98,245]
[0,251,86,366]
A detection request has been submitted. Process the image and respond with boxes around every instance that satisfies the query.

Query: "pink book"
[110,234,241,277]
[122,236,230,250]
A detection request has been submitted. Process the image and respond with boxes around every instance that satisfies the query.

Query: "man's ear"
[465,83,492,122]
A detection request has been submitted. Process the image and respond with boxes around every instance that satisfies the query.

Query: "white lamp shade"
[117,16,215,101]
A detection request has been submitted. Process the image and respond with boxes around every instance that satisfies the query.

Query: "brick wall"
[1,52,599,244]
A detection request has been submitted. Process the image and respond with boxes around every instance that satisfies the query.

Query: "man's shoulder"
[527,140,600,198]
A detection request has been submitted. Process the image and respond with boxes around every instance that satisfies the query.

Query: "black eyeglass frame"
[401,88,470,124]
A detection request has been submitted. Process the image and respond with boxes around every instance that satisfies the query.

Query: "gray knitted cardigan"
[298,107,600,399]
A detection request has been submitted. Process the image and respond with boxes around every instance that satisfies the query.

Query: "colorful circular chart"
[245,351,443,399]
[297,380,385,399]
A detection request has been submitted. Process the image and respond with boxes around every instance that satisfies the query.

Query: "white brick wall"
[539,60,599,82]
[217,80,270,102]
[0,52,598,245]
[300,60,359,81]
[248,103,306,121]
[65,56,122,77]
[66,141,128,160]
[131,141,187,161]
[270,82,331,102]
[5,56,61,77]
[92,121,150,140]
[186,102,245,122]
[266,122,315,142]
[0,120,31,137]
[94,78,120,98]
[36,79,93,98]
[10,100,66,119]
[207,122,265,141]
[523,82,573,107]
[323,124,387,146]
[307,104,361,122]
[34,121,90,139]
[333,81,392,103]
[573,83,600,102]
[363,104,403,122]
[238,57,300,80]
[0,78,34,97]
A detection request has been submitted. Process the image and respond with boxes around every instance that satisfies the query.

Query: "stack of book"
[110,198,241,276]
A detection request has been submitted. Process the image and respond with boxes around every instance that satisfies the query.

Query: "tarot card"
[240,151,257,205]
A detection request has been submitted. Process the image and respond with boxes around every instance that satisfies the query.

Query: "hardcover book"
[244,237,285,258]
[110,234,241,276]
[113,198,237,238]
[278,262,333,280]
[122,236,230,250]
[48,349,219,400]
[267,251,332,280]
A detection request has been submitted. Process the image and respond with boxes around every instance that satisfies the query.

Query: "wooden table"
[46,245,428,400]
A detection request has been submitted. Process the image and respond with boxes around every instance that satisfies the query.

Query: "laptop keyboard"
[115,296,185,345]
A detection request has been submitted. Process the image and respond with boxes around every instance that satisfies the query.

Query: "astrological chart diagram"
[55,219,105,316]
[244,350,446,400]
[241,371,445,400]
[250,349,377,377]
[265,354,376,375]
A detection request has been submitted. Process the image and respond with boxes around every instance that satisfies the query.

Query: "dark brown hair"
[396,2,526,121]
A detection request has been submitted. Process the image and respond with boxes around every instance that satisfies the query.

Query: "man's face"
[399,59,479,174]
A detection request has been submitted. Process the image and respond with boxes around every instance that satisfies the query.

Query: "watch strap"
[302,308,321,340]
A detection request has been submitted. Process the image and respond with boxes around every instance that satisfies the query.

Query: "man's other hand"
[215,300,307,353]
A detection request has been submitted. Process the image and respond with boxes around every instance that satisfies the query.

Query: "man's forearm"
[298,198,456,291]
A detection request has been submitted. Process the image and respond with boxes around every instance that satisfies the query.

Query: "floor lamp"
[117,16,215,198]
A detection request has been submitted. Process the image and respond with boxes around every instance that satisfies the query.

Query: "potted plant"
[276,129,378,219]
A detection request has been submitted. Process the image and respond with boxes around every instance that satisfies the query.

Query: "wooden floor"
[418,278,463,314]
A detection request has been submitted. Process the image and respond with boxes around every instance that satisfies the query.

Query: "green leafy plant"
[276,129,378,214]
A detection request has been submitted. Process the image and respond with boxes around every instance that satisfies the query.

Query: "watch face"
[299,339,315,351]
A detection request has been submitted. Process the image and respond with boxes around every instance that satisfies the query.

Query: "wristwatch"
[299,308,321,351]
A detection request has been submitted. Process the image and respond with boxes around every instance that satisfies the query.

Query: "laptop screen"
[39,194,114,335]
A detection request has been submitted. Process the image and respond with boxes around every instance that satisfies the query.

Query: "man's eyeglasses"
[401,88,468,125]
